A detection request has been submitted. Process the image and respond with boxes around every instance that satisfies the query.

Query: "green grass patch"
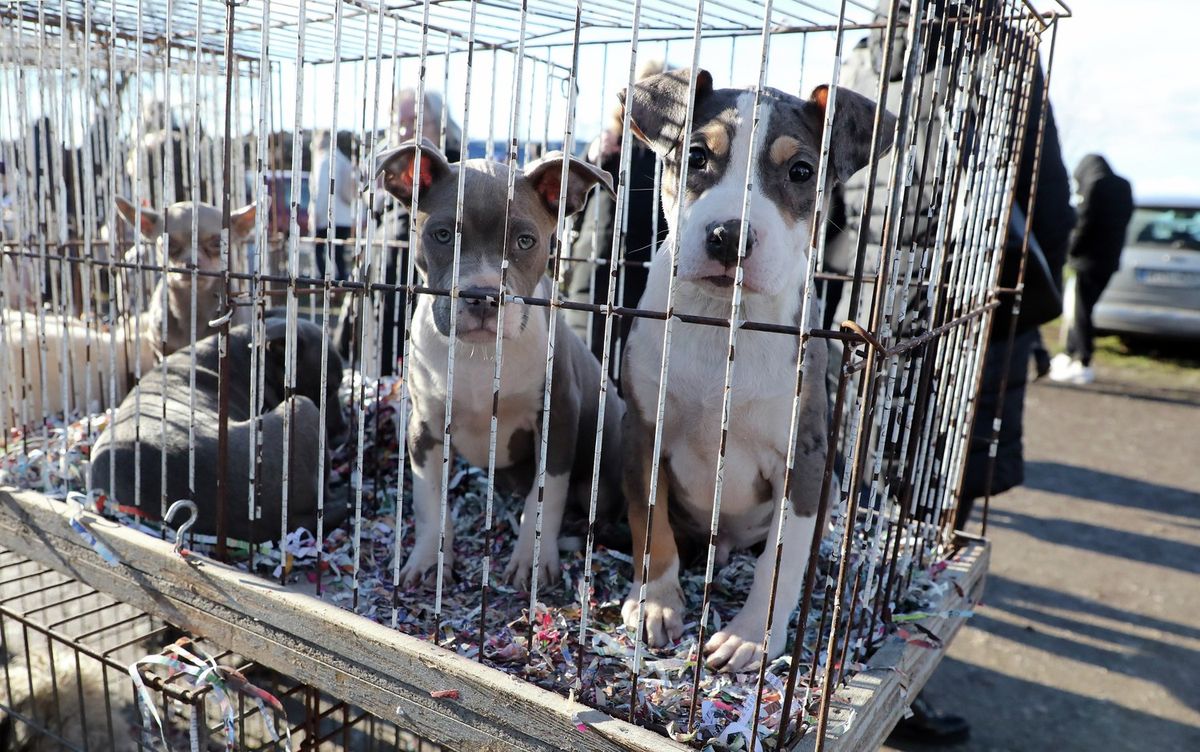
[1039,321,1200,391]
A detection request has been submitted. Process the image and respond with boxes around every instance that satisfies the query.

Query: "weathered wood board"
[0,487,685,752]
[792,535,990,751]
[0,487,986,751]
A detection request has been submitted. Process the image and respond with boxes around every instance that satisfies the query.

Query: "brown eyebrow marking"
[698,122,730,157]
[769,135,802,165]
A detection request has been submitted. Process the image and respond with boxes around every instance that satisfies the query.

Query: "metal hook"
[164,499,198,555]
[65,491,89,518]
[207,307,235,329]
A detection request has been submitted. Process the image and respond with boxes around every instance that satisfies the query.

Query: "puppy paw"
[398,545,455,590]
[621,578,684,648]
[501,542,561,591]
[704,611,783,673]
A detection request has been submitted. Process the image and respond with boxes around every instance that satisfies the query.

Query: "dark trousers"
[373,244,408,376]
[956,328,1037,530]
[1065,267,1113,366]
[564,249,649,375]
[314,225,353,281]
[333,243,408,377]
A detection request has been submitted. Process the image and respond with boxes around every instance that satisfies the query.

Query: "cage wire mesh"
[0,546,439,750]
[0,0,1070,749]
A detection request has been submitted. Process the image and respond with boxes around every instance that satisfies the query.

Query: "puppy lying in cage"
[90,317,349,541]
[0,198,263,434]
[618,70,896,672]
[374,140,624,589]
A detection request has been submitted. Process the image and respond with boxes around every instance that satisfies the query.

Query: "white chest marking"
[410,296,549,470]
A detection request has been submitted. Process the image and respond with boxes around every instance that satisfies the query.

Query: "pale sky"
[324,0,1198,201]
[1048,0,1200,200]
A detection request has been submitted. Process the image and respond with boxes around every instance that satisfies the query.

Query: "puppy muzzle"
[705,219,757,267]
[456,286,504,342]
[682,220,767,294]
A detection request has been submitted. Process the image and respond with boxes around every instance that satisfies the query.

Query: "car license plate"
[1135,268,1200,287]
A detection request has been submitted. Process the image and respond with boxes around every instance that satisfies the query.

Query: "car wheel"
[1118,334,1153,354]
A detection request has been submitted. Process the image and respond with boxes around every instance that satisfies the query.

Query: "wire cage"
[0,546,443,751]
[0,0,1069,749]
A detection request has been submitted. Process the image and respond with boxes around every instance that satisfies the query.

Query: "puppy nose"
[705,219,753,266]
[461,286,500,311]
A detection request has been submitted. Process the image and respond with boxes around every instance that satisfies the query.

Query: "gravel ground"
[884,350,1200,752]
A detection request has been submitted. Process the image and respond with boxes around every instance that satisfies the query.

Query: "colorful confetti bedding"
[0,373,959,751]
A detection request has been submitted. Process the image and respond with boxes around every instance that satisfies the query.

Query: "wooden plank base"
[0,487,986,752]
[791,535,990,751]
[0,487,683,752]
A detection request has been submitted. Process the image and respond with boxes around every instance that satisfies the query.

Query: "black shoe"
[1033,346,1052,379]
[887,696,970,746]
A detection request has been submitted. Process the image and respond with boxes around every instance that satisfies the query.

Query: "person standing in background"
[826,2,1075,744]
[308,130,357,281]
[564,59,670,376]
[333,90,463,376]
[1049,154,1134,385]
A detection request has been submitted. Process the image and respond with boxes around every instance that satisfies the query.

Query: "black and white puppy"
[374,140,624,589]
[619,70,895,672]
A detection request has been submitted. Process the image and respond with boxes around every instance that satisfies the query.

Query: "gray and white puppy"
[375,139,623,589]
[618,70,895,672]
[0,198,262,433]
[114,196,261,358]
[90,318,349,541]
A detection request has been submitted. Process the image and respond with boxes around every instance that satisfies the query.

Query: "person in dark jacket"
[956,59,1075,513]
[333,90,461,377]
[564,60,670,376]
[1049,154,1134,384]
[829,2,1076,745]
[830,2,1074,526]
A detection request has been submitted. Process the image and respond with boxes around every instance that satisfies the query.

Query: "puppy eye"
[516,234,537,251]
[688,145,708,170]
[789,160,814,183]
[433,228,453,243]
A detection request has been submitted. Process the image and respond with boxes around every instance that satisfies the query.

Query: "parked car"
[1093,199,1200,341]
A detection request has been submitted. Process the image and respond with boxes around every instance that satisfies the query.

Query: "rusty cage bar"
[0,1,1069,750]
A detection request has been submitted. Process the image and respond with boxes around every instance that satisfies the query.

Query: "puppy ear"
[374,138,452,207]
[262,317,292,360]
[808,85,897,183]
[229,196,269,242]
[522,153,615,217]
[618,68,714,158]
[115,196,164,240]
[264,317,289,340]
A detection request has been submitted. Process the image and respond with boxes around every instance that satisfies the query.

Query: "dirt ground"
[885,338,1200,752]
